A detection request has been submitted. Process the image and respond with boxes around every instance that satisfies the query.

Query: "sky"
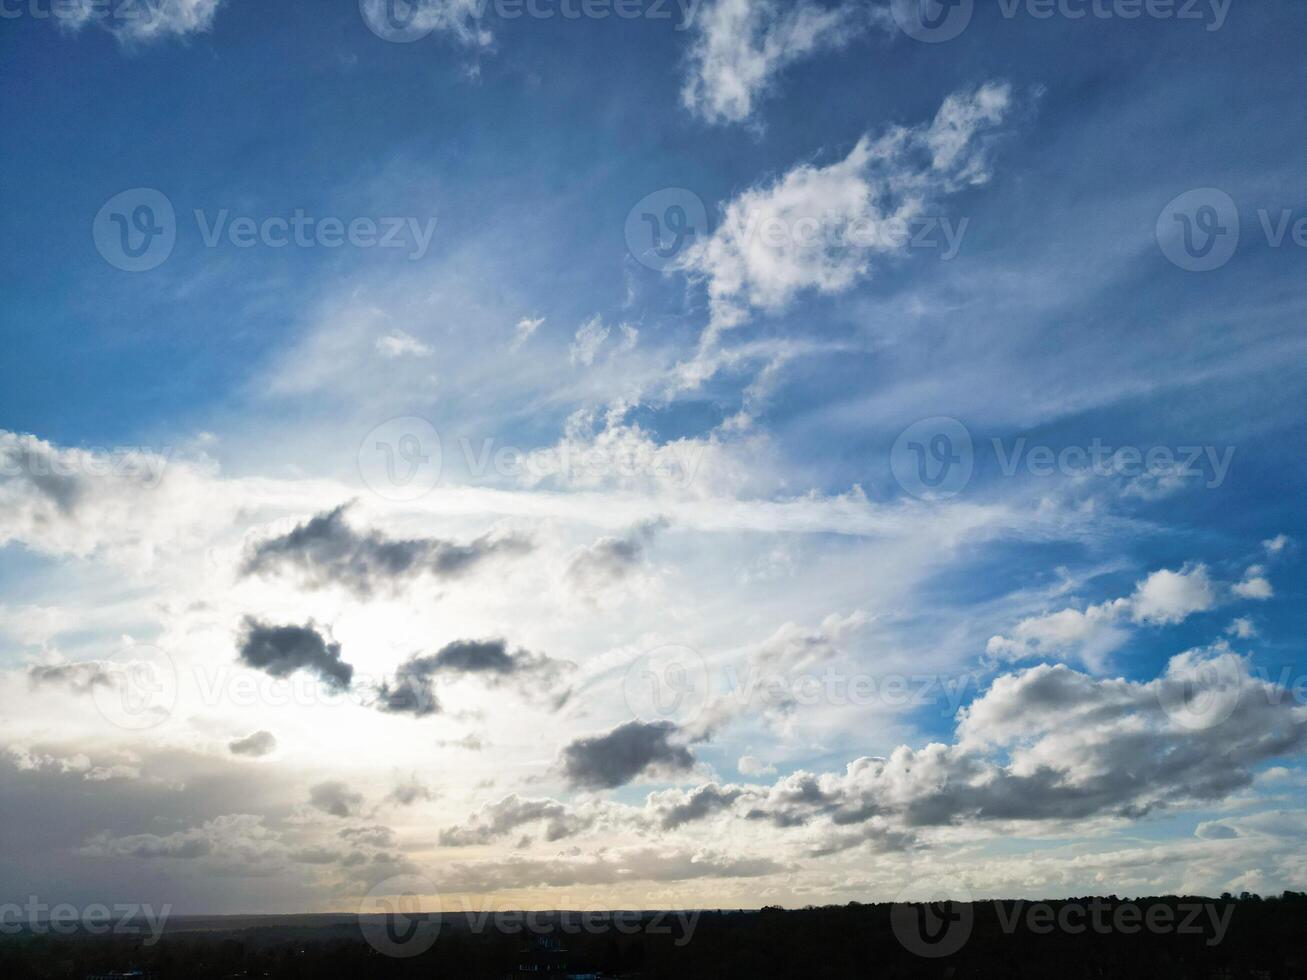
[1,0,1306,917]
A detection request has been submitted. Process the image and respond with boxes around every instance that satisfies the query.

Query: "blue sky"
[1,0,1305,913]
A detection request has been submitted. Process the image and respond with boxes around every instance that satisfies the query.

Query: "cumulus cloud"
[439,795,597,846]
[27,661,116,694]
[385,775,435,807]
[308,780,364,818]
[648,784,746,829]
[738,755,777,777]
[375,639,573,717]
[681,0,885,125]
[228,730,277,757]
[1262,534,1291,555]
[564,517,668,597]
[1233,565,1274,600]
[560,720,699,789]
[0,430,208,563]
[680,81,1013,349]
[988,564,1223,671]
[752,609,868,672]
[689,648,1307,840]
[7,747,140,783]
[693,610,869,736]
[241,503,532,597]
[517,405,723,495]
[236,617,354,691]
[81,814,274,861]
[1131,564,1217,624]
[1226,617,1258,639]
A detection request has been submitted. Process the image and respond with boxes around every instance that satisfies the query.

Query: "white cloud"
[1226,617,1258,639]
[738,755,777,777]
[511,316,545,352]
[63,0,224,44]
[1233,565,1274,600]
[570,315,611,367]
[1263,534,1291,555]
[681,0,886,125]
[988,564,1220,671]
[0,430,223,566]
[375,331,434,359]
[679,81,1013,358]
[1130,564,1217,624]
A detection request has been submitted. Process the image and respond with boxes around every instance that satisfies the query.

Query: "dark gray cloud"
[339,825,396,848]
[27,661,115,693]
[375,639,573,717]
[653,784,745,829]
[384,775,434,807]
[3,439,84,512]
[564,517,667,597]
[83,830,213,859]
[560,720,698,790]
[236,617,354,691]
[228,730,277,757]
[440,795,595,847]
[241,503,532,597]
[308,780,364,818]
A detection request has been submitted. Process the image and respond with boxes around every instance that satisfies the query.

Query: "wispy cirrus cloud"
[681,0,889,126]
[677,81,1016,387]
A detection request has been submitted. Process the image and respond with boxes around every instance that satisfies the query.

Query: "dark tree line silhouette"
[2,892,1305,979]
